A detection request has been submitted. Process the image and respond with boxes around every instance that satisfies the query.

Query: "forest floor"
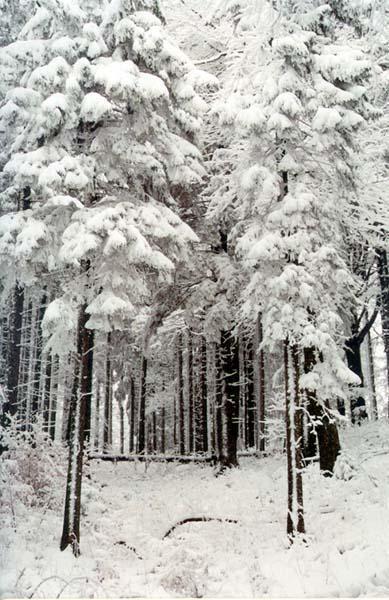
[2,420,389,598]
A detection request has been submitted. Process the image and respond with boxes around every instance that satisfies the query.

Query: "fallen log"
[88,453,216,464]
[163,517,239,539]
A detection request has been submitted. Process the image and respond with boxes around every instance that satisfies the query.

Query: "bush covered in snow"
[0,419,67,514]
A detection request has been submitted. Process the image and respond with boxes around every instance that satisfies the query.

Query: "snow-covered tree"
[207,0,376,537]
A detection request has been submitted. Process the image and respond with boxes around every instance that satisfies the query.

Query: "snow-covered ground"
[2,420,389,598]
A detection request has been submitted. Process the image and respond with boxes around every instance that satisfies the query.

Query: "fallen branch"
[114,541,143,560]
[163,517,238,539]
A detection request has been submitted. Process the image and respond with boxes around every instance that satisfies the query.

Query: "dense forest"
[0,0,388,596]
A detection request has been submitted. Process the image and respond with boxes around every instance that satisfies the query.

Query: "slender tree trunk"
[187,330,194,453]
[42,352,52,432]
[177,333,185,455]
[245,336,256,448]
[83,330,94,443]
[152,411,157,453]
[258,317,266,453]
[23,302,35,432]
[128,376,135,453]
[60,304,92,556]
[103,333,112,452]
[367,331,378,421]
[3,285,24,420]
[215,345,224,464]
[367,329,378,420]
[94,381,100,452]
[137,355,147,454]
[200,335,208,452]
[377,248,389,401]
[31,296,46,420]
[285,341,305,540]
[62,353,74,444]
[238,331,246,448]
[119,402,124,454]
[161,406,166,454]
[219,330,240,468]
[49,355,59,441]
[0,313,8,388]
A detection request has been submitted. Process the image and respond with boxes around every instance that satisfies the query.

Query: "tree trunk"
[257,317,266,453]
[1,187,31,447]
[367,329,378,420]
[49,355,59,441]
[285,341,305,540]
[187,330,194,453]
[103,333,112,452]
[3,285,24,419]
[215,345,224,464]
[94,381,100,452]
[219,330,240,468]
[83,329,94,443]
[137,355,147,454]
[377,248,389,401]
[177,333,185,455]
[161,406,166,454]
[31,295,46,420]
[245,336,256,448]
[128,376,135,453]
[119,403,124,454]
[200,335,208,452]
[42,352,52,433]
[60,304,92,556]
[152,411,157,453]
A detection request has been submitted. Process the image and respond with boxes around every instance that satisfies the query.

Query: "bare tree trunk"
[62,353,75,444]
[177,333,185,455]
[187,330,194,453]
[42,352,52,433]
[137,355,147,454]
[200,335,208,452]
[83,330,94,443]
[367,329,378,420]
[285,340,305,540]
[49,355,59,441]
[377,248,389,403]
[257,316,266,453]
[128,376,135,453]
[245,336,255,448]
[103,333,112,452]
[238,331,246,448]
[0,313,8,388]
[94,381,100,452]
[219,330,239,468]
[152,411,157,453]
[215,345,224,464]
[119,402,124,454]
[2,285,24,423]
[60,303,93,556]
[161,406,166,454]
[23,302,35,432]
[31,296,46,421]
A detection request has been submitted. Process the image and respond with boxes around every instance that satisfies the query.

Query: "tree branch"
[163,517,238,539]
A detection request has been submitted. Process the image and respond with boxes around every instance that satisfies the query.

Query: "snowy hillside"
[2,420,389,598]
